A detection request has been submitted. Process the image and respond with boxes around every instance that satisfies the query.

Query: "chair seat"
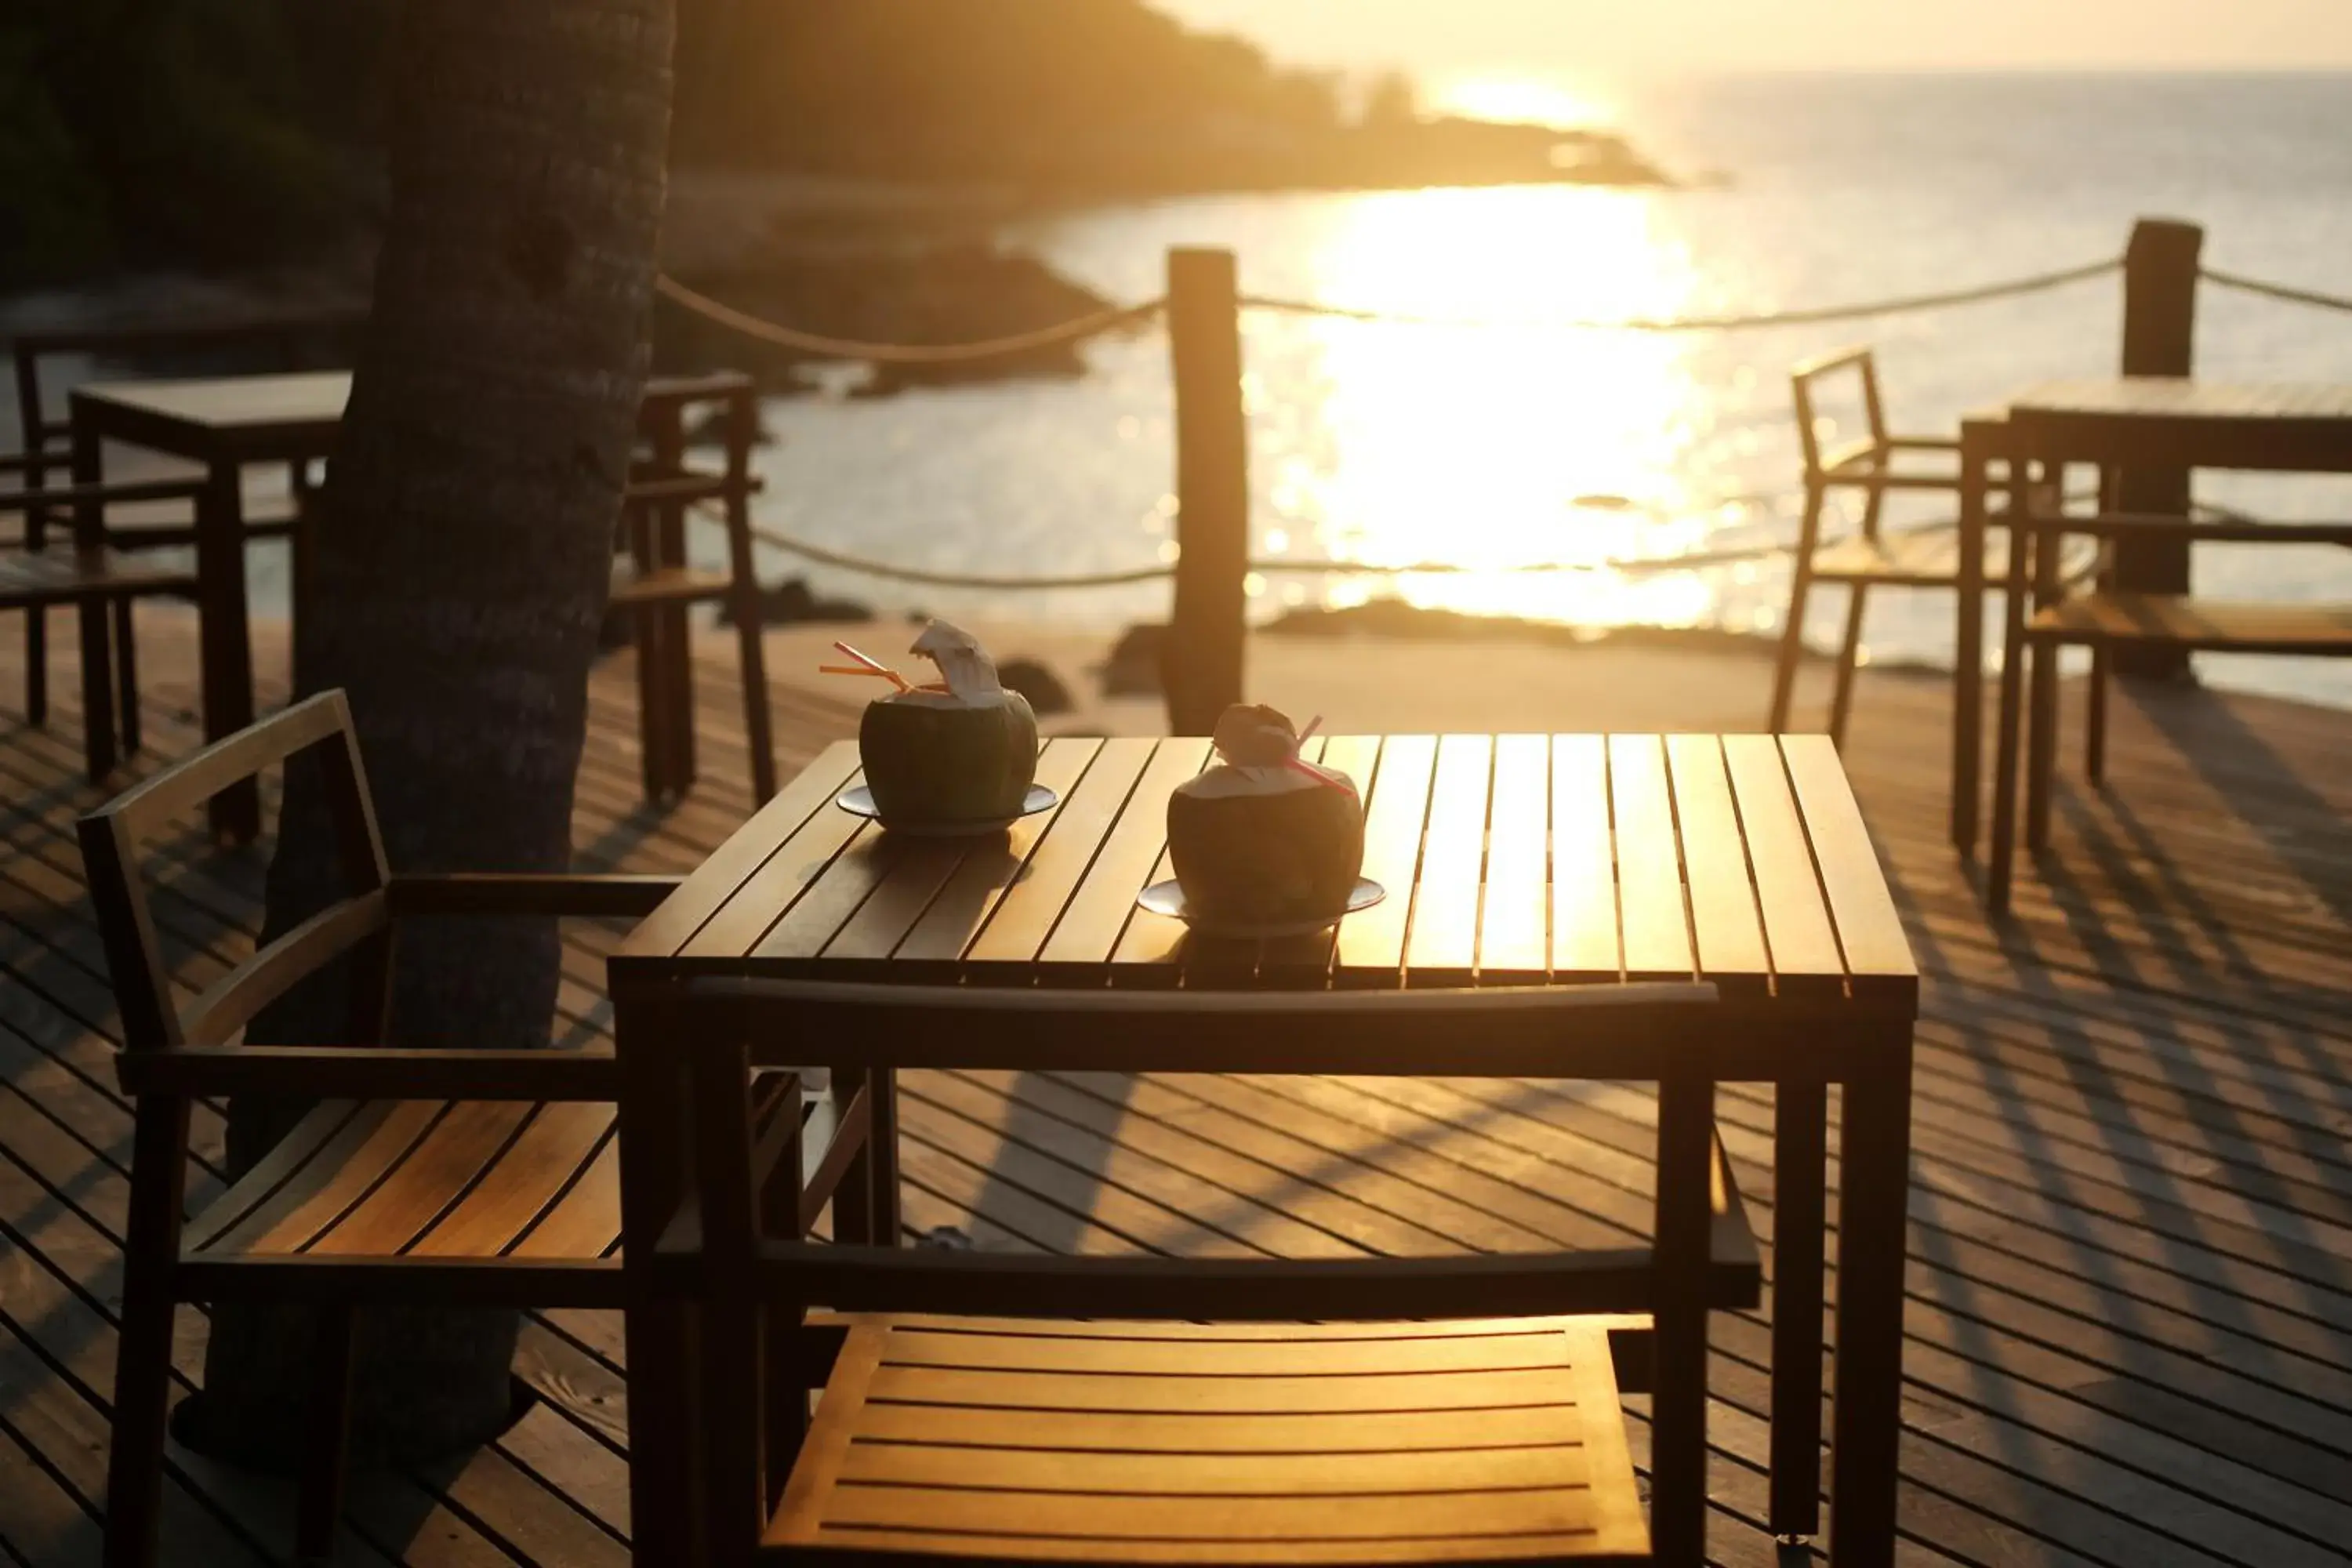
[769,1315,1650,1564]
[2028,592,2352,655]
[0,545,197,608]
[1809,524,2098,587]
[180,1076,832,1279]
[610,560,735,607]
[182,1098,622,1265]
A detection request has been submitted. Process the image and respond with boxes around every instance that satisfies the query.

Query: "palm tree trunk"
[191,0,675,1471]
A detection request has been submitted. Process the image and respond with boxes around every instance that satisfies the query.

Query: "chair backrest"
[682,978,1728,1325]
[78,691,389,1054]
[1790,345,1889,481]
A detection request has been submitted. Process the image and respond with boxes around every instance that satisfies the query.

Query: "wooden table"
[68,368,767,839]
[610,731,1921,1567]
[1951,379,2352,854]
[71,371,349,839]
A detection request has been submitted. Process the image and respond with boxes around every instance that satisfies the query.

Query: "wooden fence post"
[1165,247,1248,735]
[2114,217,2202,680]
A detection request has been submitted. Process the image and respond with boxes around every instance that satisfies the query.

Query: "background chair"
[660,980,1759,1568]
[1767,346,2091,746]
[78,690,859,1567]
[2,476,202,778]
[1987,499,2352,911]
[619,372,777,804]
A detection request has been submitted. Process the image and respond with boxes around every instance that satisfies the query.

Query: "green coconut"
[1167,704,1363,926]
[858,690,1039,826]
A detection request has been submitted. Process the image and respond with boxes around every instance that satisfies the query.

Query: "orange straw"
[829,641,909,693]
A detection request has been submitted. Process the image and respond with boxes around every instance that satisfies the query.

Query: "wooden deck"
[3,609,2350,1568]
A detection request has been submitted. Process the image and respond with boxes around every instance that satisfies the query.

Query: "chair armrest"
[386,872,684,919]
[1885,435,1961,452]
[1,477,207,513]
[117,1044,618,1101]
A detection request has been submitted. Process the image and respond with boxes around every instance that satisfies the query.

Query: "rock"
[1099,622,1168,697]
[996,657,1073,716]
[713,576,874,628]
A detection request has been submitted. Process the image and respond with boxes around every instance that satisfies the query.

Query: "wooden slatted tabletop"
[613,732,1918,1012]
[2002,377,2352,471]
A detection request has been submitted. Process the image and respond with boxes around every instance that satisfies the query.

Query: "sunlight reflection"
[1436,77,1618,131]
[1255,185,1722,627]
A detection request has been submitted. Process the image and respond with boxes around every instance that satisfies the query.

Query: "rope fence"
[660,256,2345,369]
[654,274,1162,364]
[742,516,1806,592]
[1240,256,2124,333]
[2200,267,2352,316]
[657,255,2135,365]
[731,485,2165,594]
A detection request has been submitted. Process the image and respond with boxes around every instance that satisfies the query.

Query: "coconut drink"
[1166,704,1364,927]
[849,622,1038,829]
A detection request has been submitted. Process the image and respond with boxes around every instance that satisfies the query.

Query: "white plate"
[836,783,1058,837]
[1134,877,1385,940]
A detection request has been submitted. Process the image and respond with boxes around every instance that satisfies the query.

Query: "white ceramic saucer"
[836,783,1058,837]
[1134,876,1385,940]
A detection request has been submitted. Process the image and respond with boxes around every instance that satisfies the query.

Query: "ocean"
[744,72,2352,710]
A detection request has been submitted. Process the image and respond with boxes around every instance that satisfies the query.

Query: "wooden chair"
[657,981,1760,1568]
[619,372,778,805]
[1987,503,2352,911]
[2,477,203,778]
[1767,346,2091,746]
[78,690,862,1567]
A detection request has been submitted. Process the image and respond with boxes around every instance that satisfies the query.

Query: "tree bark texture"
[196,0,674,1472]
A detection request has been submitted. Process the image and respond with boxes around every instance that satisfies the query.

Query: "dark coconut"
[1167,706,1363,926]
[858,691,1039,826]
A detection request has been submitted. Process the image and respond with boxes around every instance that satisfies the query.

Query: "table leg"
[1648,1073,1716,1566]
[1828,1040,1914,1568]
[869,1068,902,1244]
[1987,466,2034,916]
[195,460,260,841]
[829,1065,874,1243]
[2024,470,2063,853]
[1951,423,1993,855]
[1770,1075,1827,1540]
[69,419,117,780]
[615,997,705,1568]
[693,1034,765,1568]
[653,411,696,796]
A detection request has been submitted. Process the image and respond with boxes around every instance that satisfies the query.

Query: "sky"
[1160,1,2352,88]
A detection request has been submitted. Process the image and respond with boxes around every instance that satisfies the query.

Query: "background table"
[71,371,349,839]
[612,731,1921,1567]
[1951,380,2352,854]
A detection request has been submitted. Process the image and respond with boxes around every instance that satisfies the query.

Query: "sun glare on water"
[1436,76,1617,131]
[1247,129,1727,630]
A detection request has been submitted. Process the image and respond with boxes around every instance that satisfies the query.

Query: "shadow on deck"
[2,610,2348,1568]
